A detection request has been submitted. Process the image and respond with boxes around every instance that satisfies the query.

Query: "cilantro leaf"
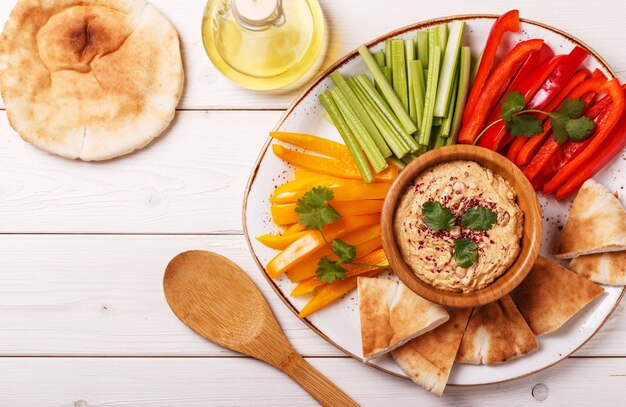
[566,117,596,142]
[500,91,526,121]
[316,257,348,283]
[550,113,569,144]
[454,238,478,268]
[331,239,356,264]
[295,186,340,231]
[461,207,497,231]
[422,201,456,232]
[557,98,586,119]
[505,114,544,137]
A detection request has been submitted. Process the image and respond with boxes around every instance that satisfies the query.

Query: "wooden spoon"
[163,250,359,407]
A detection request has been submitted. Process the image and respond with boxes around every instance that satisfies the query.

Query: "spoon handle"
[280,352,359,407]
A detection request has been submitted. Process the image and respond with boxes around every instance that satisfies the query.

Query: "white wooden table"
[0,1,625,405]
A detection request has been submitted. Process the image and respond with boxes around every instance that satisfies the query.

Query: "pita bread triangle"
[357,277,449,361]
[456,295,538,365]
[556,179,626,259]
[569,250,626,286]
[511,256,604,335]
[391,308,472,397]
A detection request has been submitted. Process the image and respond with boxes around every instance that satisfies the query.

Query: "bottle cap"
[232,0,284,30]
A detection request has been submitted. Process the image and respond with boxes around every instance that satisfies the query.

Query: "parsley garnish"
[421,202,498,268]
[461,207,497,231]
[477,91,596,145]
[422,201,456,231]
[295,186,388,283]
[454,238,478,268]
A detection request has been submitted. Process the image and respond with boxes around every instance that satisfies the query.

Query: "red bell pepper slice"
[543,78,625,195]
[458,39,544,145]
[514,69,590,166]
[556,99,626,199]
[591,68,608,80]
[477,55,564,150]
[463,10,520,126]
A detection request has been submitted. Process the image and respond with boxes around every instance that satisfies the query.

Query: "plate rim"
[242,13,626,386]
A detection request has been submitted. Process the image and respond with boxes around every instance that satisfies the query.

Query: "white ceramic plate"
[243,15,626,385]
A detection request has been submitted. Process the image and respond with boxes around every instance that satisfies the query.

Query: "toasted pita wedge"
[456,296,537,364]
[358,277,449,361]
[511,256,604,335]
[391,308,472,397]
[569,250,626,285]
[556,179,626,259]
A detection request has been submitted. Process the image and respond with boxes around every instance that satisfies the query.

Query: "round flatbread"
[0,0,184,161]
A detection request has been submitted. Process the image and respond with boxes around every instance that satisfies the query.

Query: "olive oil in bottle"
[202,0,327,91]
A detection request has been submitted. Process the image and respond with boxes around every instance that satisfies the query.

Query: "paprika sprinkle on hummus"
[393,160,523,292]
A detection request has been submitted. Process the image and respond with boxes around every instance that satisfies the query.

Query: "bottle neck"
[231,0,285,31]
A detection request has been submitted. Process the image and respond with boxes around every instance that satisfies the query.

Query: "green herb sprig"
[476,91,596,145]
[295,186,388,283]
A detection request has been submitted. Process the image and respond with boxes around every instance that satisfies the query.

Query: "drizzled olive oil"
[202,0,327,91]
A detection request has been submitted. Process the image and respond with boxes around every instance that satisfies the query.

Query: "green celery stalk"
[433,20,465,117]
[437,24,448,50]
[391,40,409,113]
[448,46,472,145]
[319,92,373,183]
[379,67,391,94]
[357,45,418,135]
[408,60,425,130]
[329,88,388,173]
[405,39,417,124]
[440,63,459,137]
[384,39,393,68]
[330,71,392,157]
[348,78,410,158]
[356,75,420,153]
[418,44,441,146]
[416,31,429,66]
[373,51,385,68]
[322,110,332,125]
[434,134,448,149]
[433,117,443,126]
[388,156,406,169]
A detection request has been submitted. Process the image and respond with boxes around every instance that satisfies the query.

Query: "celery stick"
[417,31,429,66]
[391,40,409,112]
[437,24,448,50]
[433,117,443,126]
[330,71,392,157]
[405,39,417,124]
[330,88,387,173]
[434,135,448,149]
[378,67,391,94]
[384,39,393,68]
[388,156,406,169]
[449,46,472,145]
[401,153,417,165]
[357,45,418,135]
[322,111,332,125]
[348,78,410,158]
[356,75,420,152]
[418,45,441,146]
[319,92,373,183]
[408,60,425,130]
[433,20,465,117]
[440,63,459,137]
[373,51,385,68]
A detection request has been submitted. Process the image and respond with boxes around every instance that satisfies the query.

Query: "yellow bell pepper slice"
[271,183,391,204]
[298,269,382,318]
[273,144,397,182]
[270,132,353,162]
[283,223,305,235]
[271,199,383,226]
[256,231,310,250]
[265,214,379,278]
[290,239,384,296]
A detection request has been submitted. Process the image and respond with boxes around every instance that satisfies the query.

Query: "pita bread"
[357,277,449,361]
[0,0,184,161]
[511,256,604,335]
[391,308,472,397]
[456,296,538,364]
[570,251,626,285]
[555,179,626,259]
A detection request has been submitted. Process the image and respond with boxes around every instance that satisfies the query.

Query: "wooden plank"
[0,357,625,406]
[0,110,279,234]
[0,0,624,109]
[0,234,622,357]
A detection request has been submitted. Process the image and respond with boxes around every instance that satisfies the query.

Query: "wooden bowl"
[381,145,542,308]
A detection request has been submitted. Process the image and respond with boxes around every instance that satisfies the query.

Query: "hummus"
[394,160,523,292]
